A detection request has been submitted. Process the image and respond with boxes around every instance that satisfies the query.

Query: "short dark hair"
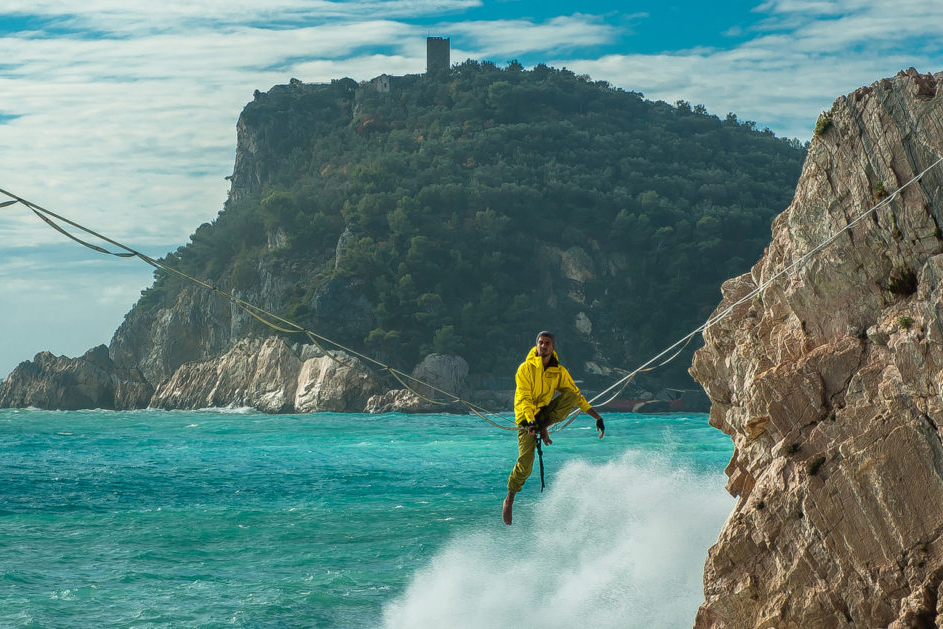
[536,330,555,342]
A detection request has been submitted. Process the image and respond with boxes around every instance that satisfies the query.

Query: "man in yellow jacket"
[502,330,605,525]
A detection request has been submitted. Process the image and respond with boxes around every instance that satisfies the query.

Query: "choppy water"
[0,408,733,628]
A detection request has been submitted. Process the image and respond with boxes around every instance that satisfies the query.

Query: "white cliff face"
[149,337,304,412]
[363,353,470,413]
[690,69,943,628]
[149,338,382,413]
[294,352,384,413]
[147,337,475,414]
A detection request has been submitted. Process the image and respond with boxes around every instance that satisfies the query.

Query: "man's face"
[536,335,554,357]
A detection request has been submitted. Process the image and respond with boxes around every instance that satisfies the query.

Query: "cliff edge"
[691,68,943,627]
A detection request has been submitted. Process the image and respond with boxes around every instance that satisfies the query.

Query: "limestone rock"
[559,246,595,284]
[309,276,374,341]
[364,353,469,413]
[110,284,232,386]
[294,351,383,412]
[364,389,432,414]
[147,337,386,413]
[410,353,469,397]
[575,311,593,335]
[0,345,152,410]
[547,245,597,303]
[690,69,943,628]
[150,337,303,412]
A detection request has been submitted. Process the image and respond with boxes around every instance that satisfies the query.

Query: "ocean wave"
[383,449,732,629]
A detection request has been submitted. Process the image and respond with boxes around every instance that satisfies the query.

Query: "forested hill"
[126,60,806,389]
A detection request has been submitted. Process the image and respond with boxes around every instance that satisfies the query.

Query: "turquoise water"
[0,409,733,628]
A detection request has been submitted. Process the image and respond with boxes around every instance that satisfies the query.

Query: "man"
[502,330,605,525]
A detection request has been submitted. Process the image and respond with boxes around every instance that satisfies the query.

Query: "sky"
[1,0,942,380]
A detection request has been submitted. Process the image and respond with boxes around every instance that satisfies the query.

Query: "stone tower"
[426,37,450,74]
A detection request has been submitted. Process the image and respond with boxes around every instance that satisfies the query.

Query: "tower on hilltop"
[426,37,450,75]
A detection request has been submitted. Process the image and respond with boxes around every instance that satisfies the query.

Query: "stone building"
[426,37,450,74]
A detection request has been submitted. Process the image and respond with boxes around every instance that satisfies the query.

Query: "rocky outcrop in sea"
[691,68,943,627]
[1,334,483,413]
[0,345,152,410]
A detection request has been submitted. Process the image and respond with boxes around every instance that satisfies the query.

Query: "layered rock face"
[364,353,472,413]
[142,339,468,413]
[691,69,943,627]
[149,337,389,413]
[2,334,474,413]
[0,345,152,410]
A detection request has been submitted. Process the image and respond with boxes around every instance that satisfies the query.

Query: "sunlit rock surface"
[691,68,943,628]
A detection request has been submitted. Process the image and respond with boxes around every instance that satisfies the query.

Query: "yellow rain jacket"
[513,347,592,425]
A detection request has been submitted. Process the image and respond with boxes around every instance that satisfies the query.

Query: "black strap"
[534,429,546,492]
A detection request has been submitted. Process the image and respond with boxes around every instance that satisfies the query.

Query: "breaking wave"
[383,449,732,629]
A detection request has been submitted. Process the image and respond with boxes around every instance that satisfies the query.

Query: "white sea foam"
[194,405,258,415]
[383,449,732,629]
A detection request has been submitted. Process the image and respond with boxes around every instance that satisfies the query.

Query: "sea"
[0,408,734,629]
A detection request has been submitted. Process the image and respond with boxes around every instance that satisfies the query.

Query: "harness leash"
[534,428,546,492]
[522,418,547,492]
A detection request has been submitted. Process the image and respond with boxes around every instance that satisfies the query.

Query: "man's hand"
[523,421,552,445]
[587,408,605,439]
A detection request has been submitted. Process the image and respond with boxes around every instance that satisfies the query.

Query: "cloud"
[0,4,487,371]
[0,9,622,249]
[0,243,161,378]
[0,19,428,250]
[3,0,483,33]
[753,0,845,21]
[557,1,943,140]
[752,0,943,50]
[446,15,619,58]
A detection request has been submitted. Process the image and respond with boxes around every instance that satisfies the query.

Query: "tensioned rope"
[3,154,942,433]
[0,186,518,430]
[549,153,943,432]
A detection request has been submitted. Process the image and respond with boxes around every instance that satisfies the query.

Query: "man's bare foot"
[539,426,552,446]
[502,492,515,525]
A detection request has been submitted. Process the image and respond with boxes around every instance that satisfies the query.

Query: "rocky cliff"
[0,345,152,410]
[690,68,943,627]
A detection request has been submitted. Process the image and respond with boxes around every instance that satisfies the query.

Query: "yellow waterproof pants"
[507,390,580,492]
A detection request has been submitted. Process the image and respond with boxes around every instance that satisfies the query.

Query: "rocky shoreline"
[0,338,460,413]
[0,337,707,414]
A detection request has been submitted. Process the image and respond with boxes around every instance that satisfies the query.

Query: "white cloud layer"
[562,1,943,140]
[4,0,484,28]
[0,0,942,377]
[447,15,619,58]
